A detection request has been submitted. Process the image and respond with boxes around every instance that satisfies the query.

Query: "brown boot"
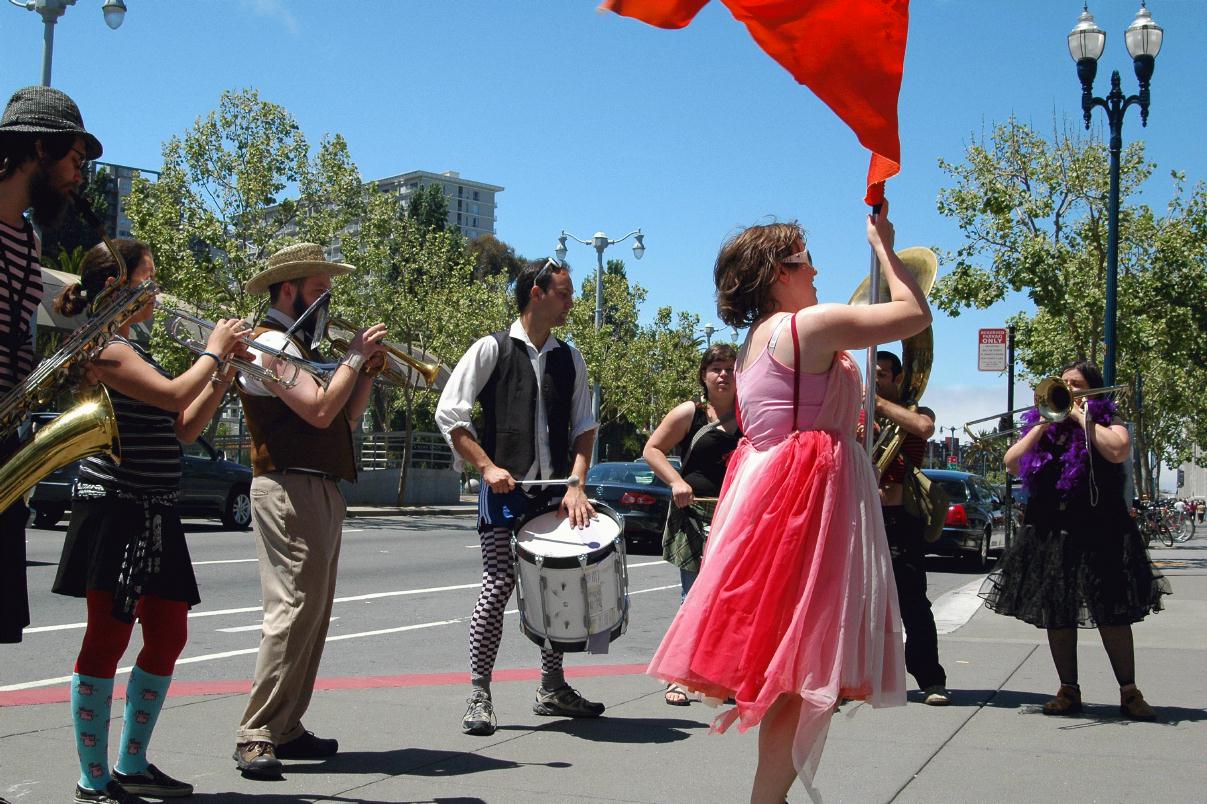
[1042,683,1082,715]
[1120,686,1157,721]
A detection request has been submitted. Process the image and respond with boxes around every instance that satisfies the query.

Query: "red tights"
[75,590,188,678]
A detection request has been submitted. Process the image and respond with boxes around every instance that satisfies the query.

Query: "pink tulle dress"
[647,313,906,786]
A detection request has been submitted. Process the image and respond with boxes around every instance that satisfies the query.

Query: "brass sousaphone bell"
[848,247,939,475]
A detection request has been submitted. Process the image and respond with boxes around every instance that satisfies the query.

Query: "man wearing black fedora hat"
[0,85,101,649]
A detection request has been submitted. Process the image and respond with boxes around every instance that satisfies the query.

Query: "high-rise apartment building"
[373,169,502,241]
[89,162,159,239]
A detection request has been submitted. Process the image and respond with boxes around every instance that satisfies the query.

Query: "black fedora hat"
[0,86,102,160]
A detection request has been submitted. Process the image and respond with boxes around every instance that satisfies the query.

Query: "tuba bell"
[848,247,939,475]
[0,388,121,513]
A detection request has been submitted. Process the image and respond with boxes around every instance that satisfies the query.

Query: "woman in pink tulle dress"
[648,202,931,802]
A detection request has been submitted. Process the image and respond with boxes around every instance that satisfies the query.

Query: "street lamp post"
[9,0,127,86]
[555,228,646,466]
[1068,2,1163,387]
[701,323,716,349]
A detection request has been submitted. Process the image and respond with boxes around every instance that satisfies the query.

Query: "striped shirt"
[0,218,43,393]
[77,336,182,495]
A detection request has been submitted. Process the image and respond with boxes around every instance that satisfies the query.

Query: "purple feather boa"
[1016,396,1117,497]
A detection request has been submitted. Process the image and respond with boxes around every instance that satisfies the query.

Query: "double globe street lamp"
[1067,1,1163,387]
[555,228,645,466]
[9,0,128,86]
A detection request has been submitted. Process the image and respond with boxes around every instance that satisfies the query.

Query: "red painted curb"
[0,663,650,707]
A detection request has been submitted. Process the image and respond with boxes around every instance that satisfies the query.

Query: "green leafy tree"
[468,233,527,282]
[934,118,1207,495]
[405,182,449,235]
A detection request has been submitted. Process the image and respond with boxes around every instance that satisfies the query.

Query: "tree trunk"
[395,383,414,506]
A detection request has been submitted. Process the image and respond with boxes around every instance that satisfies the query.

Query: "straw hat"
[0,86,102,160]
[245,243,354,296]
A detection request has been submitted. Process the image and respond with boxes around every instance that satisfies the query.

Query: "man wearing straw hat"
[232,243,386,778]
[0,86,101,647]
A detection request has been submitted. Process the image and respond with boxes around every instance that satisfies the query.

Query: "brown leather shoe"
[1042,683,1082,715]
[1120,687,1157,721]
[233,741,283,778]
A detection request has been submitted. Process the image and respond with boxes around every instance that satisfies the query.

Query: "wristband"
[341,351,366,372]
[200,351,222,366]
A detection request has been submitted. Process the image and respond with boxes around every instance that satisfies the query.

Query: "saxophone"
[0,194,157,511]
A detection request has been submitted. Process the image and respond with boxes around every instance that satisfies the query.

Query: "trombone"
[324,316,444,388]
[158,305,337,389]
[964,377,1129,441]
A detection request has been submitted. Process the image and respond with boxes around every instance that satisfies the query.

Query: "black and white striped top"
[0,218,44,393]
[77,336,182,495]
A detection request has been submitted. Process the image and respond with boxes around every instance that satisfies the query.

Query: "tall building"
[373,169,502,241]
[90,162,159,239]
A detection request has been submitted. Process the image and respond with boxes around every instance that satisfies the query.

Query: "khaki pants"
[236,472,345,745]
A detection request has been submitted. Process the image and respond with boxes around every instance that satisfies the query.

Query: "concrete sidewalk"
[2,547,1204,803]
[346,494,478,520]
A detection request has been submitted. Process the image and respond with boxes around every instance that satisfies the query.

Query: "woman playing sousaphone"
[643,343,741,705]
[51,238,250,803]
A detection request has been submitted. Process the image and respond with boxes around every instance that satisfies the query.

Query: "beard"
[291,293,319,346]
[27,164,71,230]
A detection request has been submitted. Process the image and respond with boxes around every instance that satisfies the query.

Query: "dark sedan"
[585,461,672,554]
[921,469,1010,569]
[28,427,253,530]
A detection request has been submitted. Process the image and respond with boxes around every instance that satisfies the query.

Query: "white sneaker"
[923,685,951,706]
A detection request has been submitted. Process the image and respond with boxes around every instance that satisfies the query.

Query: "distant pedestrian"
[981,361,1171,720]
[642,343,741,705]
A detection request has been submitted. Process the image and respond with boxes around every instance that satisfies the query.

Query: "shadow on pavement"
[279,746,572,778]
[939,688,1207,725]
[513,714,705,744]
[192,794,484,804]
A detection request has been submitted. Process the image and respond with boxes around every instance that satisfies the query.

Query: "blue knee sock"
[71,673,114,791]
[114,666,172,776]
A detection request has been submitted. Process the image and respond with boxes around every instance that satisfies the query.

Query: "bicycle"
[1135,503,1175,547]
[1173,509,1195,543]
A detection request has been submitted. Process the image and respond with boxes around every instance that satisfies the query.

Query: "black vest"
[478,331,576,478]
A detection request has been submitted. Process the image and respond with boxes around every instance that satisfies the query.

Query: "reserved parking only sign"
[978,328,1008,372]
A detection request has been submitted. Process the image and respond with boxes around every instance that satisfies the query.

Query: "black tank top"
[677,405,741,497]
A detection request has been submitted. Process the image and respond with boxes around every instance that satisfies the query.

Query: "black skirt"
[53,496,200,607]
[980,515,1170,629]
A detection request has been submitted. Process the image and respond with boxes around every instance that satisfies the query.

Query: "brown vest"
[237,318,357,482]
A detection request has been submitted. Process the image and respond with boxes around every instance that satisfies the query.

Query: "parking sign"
[978,328,1008,372]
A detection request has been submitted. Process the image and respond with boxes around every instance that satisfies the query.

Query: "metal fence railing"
[211,431,453,473]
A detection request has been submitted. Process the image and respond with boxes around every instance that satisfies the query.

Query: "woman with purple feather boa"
[980,361,1170,720]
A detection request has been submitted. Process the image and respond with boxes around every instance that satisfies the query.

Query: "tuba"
[0,194,148,510]
[848,247,938,475]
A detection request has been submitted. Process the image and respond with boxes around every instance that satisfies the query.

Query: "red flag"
[604,0,909,205]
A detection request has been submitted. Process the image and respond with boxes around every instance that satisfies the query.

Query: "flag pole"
[863,201,883,461]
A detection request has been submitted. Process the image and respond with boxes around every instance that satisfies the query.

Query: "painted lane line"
[933,576,989,635]
[21,563,672,635]
[3,582,679,696]
[217,616,338,634]
[192,558,259,566]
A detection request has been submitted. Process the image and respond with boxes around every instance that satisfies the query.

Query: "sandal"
[664,683,692,706]
[1042,683,1082,716]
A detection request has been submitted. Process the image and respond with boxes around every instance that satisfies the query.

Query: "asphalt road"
[4,515,991,696]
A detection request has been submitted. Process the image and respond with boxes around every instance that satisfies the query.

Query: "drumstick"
[514,475,581,489]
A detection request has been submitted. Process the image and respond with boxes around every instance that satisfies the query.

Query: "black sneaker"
[462,690,497,736]
[233,740,283,778]
[532,685,605,718]
[275,729,339,759]
[112,764,193,797]
[74,782,150,804]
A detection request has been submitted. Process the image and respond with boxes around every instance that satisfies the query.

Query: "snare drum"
[512,502,629,653]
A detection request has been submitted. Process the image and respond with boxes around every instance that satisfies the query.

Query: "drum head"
[515,502,623,562]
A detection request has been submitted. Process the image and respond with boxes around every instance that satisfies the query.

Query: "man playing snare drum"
[435,257,599,736]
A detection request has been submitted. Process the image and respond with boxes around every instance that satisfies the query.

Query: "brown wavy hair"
[714,221,804,327]
[698,343,737,398]
[54,238,149,318]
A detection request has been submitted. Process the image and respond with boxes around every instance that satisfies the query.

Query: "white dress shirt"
[237,308,307,398]
[435,319,595,478]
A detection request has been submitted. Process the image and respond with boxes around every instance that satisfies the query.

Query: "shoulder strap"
[791,313,800,431]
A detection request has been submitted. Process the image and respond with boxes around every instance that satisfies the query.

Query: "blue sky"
[2,0,1203,449]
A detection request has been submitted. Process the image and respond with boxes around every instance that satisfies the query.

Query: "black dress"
[52,339,200,616]
[980,437,1170,629]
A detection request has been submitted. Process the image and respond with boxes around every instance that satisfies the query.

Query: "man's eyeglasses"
[534,257,563,286]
